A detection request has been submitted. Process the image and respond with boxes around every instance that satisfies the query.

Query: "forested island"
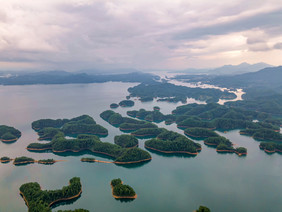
[32,115,108,138]
[259,142,282,154]
[3,156,59,165]
[127,82,236,103]
[195,205,211,212]
[184,128,219,138]
[0,156,12,163]
[114,135,138,148]
[13,156,35,165]
[119,100,134,107]
[0,125,21,143]
[145,130,201,155]
[127,108,165,122]
[110,103,119,108]
[27,134,151,164]
[110,178,137,199]
[20,177,83,212]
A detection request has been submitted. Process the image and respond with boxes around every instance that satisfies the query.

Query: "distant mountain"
[208,62,272,75]
[169,62,272,75]
[0,71,159,85]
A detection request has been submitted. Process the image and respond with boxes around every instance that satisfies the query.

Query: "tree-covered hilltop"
[259,142,282,154]
[0,125,21,142]
[111,178,136,198]
[145,130,201,155]
[128,82,236,103]
[110,103,119,108]
[32,115,108,139]
[131,128,167,138]
[114,135,138,148]
[20,177,82,212]
[0,156,12,163]
[27,133,151,164]
[14,156,35,165]
[81,157,96,163]
[196,205,211,212]
[119,100,134,107]
[184,128,219,138]
[100,110,158,131]
[127,109,165,122]
[240,128,282,142]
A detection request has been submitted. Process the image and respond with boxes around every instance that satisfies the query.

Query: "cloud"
[0,0,282,71]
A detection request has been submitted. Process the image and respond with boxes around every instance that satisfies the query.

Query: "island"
[0,156,12,163]
[20,177,82,212]
[57,210,89,212]
[240,128,282,142]
[114,135,138,148]
[145,130,201,155]
[195,205,211,212]
[100,110,157,131]
[110,103,119,108]
[153,106,160,111]
[81,157,96,163]
[184,127,219,138]
[32,115,108,138]
[204,136,247,156]
[259,142,282,154]
[131,128,167,138]
[27,133,152,164]
[110,178,137,199]
[13,156,35,165]
[140,96,153,102]
[37,159,56,165]
[119,100,134,107]
[127,108,165,122]
[0,125,21,143]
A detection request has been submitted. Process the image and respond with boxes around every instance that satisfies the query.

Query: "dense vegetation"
[114,135,138,148]
[127,109,165,122]
[0,156,11,163]
[20,177,82,212]
[240,128,282,142]
[145,130,201,155]
[196,205,211,212]
[14,156,35,165]
[259,142,282,153]
[119,100,134,107]
[38,159,56,164]
[32,115,108,138]
[57,209,89,212]
[27,133,151,164]
[128,82,236,103]
[0,125,21,142]
[131,128,167,138]
[81,157,96,162]
[110,103,119,108]
[184,128,219,138]
[111,178,136,198]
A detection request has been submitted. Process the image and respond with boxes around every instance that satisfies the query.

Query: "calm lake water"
[0,82,281,212]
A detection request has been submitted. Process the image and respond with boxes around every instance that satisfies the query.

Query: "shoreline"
[145,145,198,155]
[1,138,19,143]
[81,158,152,164]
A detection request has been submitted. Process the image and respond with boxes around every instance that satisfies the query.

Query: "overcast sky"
[1,0,282,72]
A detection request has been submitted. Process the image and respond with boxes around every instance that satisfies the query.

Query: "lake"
[0,82,281,212]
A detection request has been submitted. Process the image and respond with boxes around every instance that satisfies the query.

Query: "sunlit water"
[0,83,281,212]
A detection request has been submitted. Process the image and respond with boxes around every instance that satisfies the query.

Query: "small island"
[114,134,138,148]
[145,130,201,155]
[153,106,160,111]
[259,142,282,154]
[13,156,35,165]
[110,178,137,199]
[119,100,134,107]
[127,108,165,122]
[57,210,89,212]
[0,125,21,143]
[131,128,167,138]
[37,159,56,165]
[81,157,96,163]
[184,127,219,138]
[240,128,282,142]
[110,103,119,108]
[0,156,12,163]
[195,205,211,212]
[20,177,82,211]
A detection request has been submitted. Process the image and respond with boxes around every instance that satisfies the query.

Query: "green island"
[0,156,12,163]
[19,177,83,212]
[32,115,108,138]
[110,103,119,108]
[184,127,219,138]
[14,156,35,165]
[37,159,56,165]
[139,96,153,102]
[131,128,167,138]
[81,157,96,163]
[128,82,236,103]
[110,178,137,199]
[0,125,21,143]
[153,106,160,111]
[119,100,134,107]
[100,110,157,131]
[259,142,282,154]
[127,108,165,122]
[27,134,152,164]
[114,134,138,148]
[240,128,282,142]
[195,205,211,212]
[204,137,247,156]
[145,130,201,155]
